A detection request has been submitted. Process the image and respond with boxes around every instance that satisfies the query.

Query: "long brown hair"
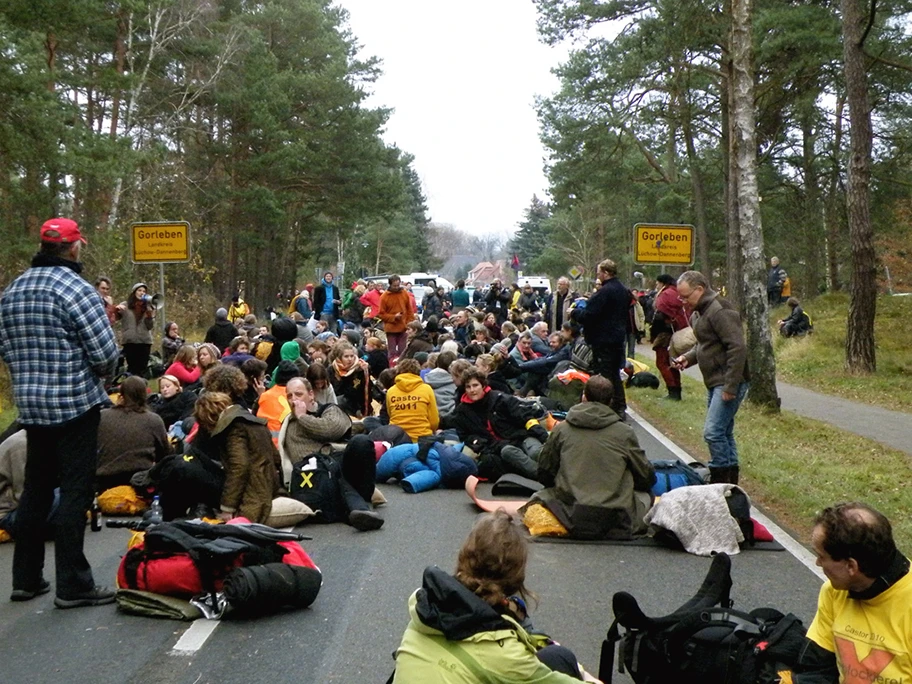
[454,509,532,608]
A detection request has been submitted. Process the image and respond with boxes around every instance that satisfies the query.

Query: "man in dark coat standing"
[571,259,631,418]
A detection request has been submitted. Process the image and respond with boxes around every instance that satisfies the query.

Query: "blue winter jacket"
[377,442,477,493]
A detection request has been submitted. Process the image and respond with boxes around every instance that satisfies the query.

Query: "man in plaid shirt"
[0,218,119,608]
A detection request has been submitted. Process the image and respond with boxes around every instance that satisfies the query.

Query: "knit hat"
[216,308,229,321]
[656,273,676,286]
[491,342,510,357]
[274,360,301,386]
[271,316,298,342]
[414,351,429,365]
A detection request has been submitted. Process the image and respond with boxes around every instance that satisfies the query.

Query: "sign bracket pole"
[159,262,166,350]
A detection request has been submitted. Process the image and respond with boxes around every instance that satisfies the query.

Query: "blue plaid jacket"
[0,263,119,425]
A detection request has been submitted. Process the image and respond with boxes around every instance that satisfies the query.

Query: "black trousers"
[123,342,151,376]
[592,344,628,416]
[14,407,101,597]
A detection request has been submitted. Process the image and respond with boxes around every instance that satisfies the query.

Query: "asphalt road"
[0,415,825,684]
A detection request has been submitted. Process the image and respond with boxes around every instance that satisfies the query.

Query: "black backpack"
[599,553,806,684]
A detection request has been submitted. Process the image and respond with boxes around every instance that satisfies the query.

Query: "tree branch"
[859,0,877,47]
[864,51,912,74]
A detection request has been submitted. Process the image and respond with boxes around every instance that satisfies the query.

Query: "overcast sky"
[337,0,568,239]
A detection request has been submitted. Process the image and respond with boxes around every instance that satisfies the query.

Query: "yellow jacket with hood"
[386,372,439,442]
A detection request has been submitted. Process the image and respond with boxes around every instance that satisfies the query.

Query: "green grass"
[629,376,912,552]
[772,292,912,413]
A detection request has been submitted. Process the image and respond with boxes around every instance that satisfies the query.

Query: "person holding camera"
[484,278,511,324]
[116,282,156,376]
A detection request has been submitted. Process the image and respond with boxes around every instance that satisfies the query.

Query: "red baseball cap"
[40,218,87,245]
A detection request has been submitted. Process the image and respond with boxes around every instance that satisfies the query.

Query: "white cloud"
[337,0,567,236]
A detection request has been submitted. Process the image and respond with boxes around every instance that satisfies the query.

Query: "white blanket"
[644,483,746,556]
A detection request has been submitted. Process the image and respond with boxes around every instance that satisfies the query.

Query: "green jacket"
[393,567,580,683]
[534,402,655,538]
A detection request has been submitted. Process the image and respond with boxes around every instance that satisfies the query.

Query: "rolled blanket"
[223,563,322,615]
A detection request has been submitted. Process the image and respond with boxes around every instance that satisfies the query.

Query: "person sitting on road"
[148,374,197,431]
[516,332,570,397]
[165,344,202,389]
[391,509,600,682]
[96,376,171,492]
[161,321,184,367]
[530,375,656,540]
[796,502,912,684]
[423,351,458,416]
[278,377,383,531]
[306,362,338,406]
[328,340,372,417]
[196,389,301,526]
[387,358,439,442]
[441,367,548,481]
[778,297,812,338]
[240,357,268,411]
[256,360,300,447]
[222,335,254,367]
[196,342,221,377]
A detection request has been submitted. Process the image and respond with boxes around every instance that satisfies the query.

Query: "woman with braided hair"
[390,510,600,682]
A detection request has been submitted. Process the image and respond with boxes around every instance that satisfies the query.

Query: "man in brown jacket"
[377,275,414,363]
[672,270,750,484]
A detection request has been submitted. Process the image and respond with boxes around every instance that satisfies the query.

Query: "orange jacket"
[256,385,290,447]
[378,289,413,334]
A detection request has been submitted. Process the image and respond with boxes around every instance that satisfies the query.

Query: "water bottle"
[144,495,164,526]
[90,494,102,532]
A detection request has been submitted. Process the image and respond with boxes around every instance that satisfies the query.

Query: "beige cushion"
[266,496,314,528]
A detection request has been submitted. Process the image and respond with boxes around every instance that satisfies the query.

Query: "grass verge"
[772,292,912,413]
[629,376,912,553]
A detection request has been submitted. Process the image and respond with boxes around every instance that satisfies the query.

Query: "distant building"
[468,261,506,287]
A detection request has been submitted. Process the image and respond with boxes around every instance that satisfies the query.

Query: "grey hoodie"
[424,368,456,416]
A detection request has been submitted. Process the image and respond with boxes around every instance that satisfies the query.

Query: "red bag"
[116,518,317,597]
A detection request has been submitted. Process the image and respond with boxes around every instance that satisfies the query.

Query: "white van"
[517,276,552,295]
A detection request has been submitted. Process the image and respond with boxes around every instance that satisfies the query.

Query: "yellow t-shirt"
[806,571,912,683]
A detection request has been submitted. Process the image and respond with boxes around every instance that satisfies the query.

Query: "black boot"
[709,467,730,484]
[729,466,740,485]
[664,387,682,401]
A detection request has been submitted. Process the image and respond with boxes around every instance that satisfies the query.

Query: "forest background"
[2,0,912,376]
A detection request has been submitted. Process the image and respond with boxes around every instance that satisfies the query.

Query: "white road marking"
[627,407,826,581]
[170,618,220,655]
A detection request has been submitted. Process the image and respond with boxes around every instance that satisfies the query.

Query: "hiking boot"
[709,467,730,484]
[348,509,384,532]
[54,586,116,609]
[729,466,740,485]
[664,387,682,401]
[10,579,51,602]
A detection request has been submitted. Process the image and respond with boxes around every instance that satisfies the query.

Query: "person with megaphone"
[116,282,157,376]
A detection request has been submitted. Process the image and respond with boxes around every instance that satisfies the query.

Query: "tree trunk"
[800,107,824,297]
[683,117,711,276]
[731,0,779,410]
[722,51,741,306]
[841,0,877,373]
[824,95,845,292]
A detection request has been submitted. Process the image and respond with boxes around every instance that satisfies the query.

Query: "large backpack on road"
[599,552,806,684]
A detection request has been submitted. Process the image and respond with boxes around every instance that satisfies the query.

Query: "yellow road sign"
[131,222,191,263]
[633,223,695,265]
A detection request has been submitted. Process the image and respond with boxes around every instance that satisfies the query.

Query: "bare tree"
[730,0,779,409]
[841,0,877,373]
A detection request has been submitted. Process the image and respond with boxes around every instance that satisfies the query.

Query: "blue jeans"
[703,383,749,469]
